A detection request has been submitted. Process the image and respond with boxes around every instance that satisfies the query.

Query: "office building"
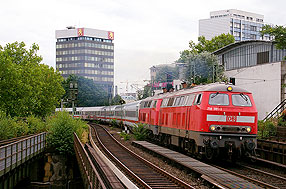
[55,27,114,97]
[199,9,271,41]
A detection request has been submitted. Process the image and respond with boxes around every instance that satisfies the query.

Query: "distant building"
[199,9,271,41]
[150,64,176,82]
[55,27,114,98]
[213,40,286,119]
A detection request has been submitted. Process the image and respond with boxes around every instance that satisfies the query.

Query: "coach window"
[187,94,195,105]
[167,97,175,106]
[174,97,180,106]
[148,101,152,107]
[179,96,185,106]
[161,99,166,107]
[194,94,203,105]
[153,100,157,108]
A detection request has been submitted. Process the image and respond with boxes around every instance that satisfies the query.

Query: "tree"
[261,25,286,50]
[62,75,109,107]
[153,66,179,83]
[187,33,235,54]
[137,84,152,100]
[176,34,233,84]
[111,95,124,105]
[0,42,64,117]
[183,52,225,84]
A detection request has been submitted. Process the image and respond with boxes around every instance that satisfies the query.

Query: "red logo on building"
[78,28,84,36]
[108,31,114,40]
[226,115,237,122]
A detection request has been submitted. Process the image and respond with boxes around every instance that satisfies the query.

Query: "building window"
[257,51,269,64]
[234,23,241,28]
[233,31,241,37]
[250,34,256,39]
[250,25,257,31]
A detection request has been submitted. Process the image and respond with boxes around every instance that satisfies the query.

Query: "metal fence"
[73,133,107,189]
[0,133,46,177]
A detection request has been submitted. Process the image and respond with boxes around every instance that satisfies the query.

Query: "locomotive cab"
[197,85,257,160]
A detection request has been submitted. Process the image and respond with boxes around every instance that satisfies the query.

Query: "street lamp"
[69,81,78,118]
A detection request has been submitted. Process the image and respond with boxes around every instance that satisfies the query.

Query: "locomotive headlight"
[246,127,251,133]
[227,86,233,92]
[210,126,216,131]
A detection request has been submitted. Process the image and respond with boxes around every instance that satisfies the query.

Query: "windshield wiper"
[211,92,219,98]
[240,93,248,101]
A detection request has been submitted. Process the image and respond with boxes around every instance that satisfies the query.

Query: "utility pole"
[69,81,78,118]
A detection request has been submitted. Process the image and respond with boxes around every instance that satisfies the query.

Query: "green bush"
[120,132,131,141]
[278,114,286,127]
[0,112,17,140]
[0,112,29,140]
[132,123,148,141]
[26,115,47,134]
[46,111,89,155]
[110,119,117,128]
[258,120,276,138]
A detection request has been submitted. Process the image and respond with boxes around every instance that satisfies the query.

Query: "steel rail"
[240,164,286,182]
[73,133,107,189]
[211,164,279,189]
[91,124,193,188]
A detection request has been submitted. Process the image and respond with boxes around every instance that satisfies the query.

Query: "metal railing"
[263,99,286,121]
[73,133,107,189]
[0,132,46,177]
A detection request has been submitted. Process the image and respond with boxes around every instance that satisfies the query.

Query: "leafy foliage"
[176,34,233,85]
[120,131,131,141]
[46,111,89,155]
[181,52,226,84]
[132,123,148,141]
[138,84,152,100]
[277,113,286,127]
[111,95,124,105]
[153,66,179,83]
[0,42,64,117]
[62,75,109,107]
[26,115,47,134]
[257,120,276,138]
[187,34,235,54]
[110,119,117,128]
[261,25,286,50]
[0,111,47,140]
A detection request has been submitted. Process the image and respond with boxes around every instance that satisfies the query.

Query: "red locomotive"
[59,83,258,160]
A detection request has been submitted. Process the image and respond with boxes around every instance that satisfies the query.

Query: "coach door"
[150,100,157,125]
[185,94,196,131]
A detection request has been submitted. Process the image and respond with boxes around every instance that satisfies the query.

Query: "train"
[58,83,258,161]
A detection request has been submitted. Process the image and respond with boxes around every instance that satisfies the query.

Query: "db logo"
[226,115,237,122]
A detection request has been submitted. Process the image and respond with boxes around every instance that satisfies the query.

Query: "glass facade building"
[55,27,114,98]
[199,9,271,42]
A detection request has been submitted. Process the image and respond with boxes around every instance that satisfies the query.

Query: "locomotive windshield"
[209,93,229,105]
[232,94,252,106]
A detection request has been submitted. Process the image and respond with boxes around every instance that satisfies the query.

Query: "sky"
[0,0,285,93]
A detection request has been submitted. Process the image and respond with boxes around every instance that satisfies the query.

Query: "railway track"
[212,162,286,189]
[90,123,193,189]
